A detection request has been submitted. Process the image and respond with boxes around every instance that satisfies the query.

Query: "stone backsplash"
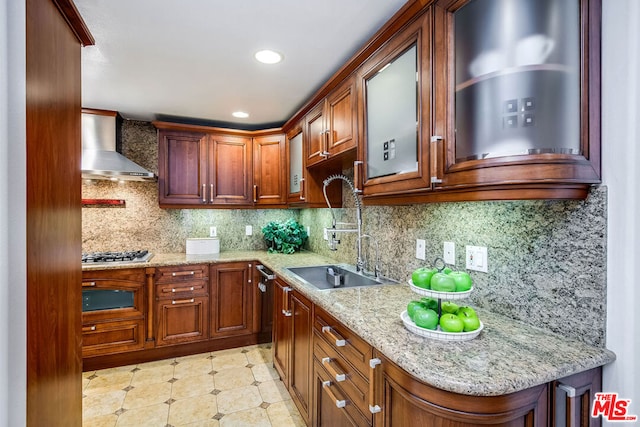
[83,119,607,348]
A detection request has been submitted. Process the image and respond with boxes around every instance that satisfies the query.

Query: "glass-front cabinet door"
[357,9,433,199]
[432,0,601,200]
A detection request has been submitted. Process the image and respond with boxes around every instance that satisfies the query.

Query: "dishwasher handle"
[256,264,276,280]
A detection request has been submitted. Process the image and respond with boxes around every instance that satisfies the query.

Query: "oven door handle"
[256,265,276,280]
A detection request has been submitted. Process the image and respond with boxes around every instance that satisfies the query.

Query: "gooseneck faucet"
[322,174,365,272]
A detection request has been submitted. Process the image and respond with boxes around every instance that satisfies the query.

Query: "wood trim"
[52,0,95,46]
[153,120,282,137]
[282,0,434,133]
[26,0,84,424]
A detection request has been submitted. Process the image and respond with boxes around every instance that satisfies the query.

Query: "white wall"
[1,0,26,426]
[0,0,9,424]
[602,0,640,423]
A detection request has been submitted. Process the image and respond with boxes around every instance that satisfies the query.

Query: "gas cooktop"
[82,250,153,266]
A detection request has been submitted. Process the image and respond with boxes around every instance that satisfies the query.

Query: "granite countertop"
[82,250,616,396]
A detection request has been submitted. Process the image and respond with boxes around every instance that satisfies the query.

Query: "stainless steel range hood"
[82,109,156,181]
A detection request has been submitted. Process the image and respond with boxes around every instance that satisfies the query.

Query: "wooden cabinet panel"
[210,262,254,337]
[314,306,372,379]
[313,360,369,427]
[81,319,145,357]
[273,279,292,382]
[373,352,549,427]
[290,291,313,423]
[286,124,342,208]
[326,76,357,157]
[208,134,253,205]
[357,9,433,199]
[306,103,327,167]
[82,268,146,356]
[158,130,207,205]
[154,264,209,284]
[253,134,286,205]
[155,296,209,346]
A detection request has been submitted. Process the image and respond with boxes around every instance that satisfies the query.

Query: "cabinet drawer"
[314,306,372,378]
[154,264,209,283]
[82,318,145,357]
[314,359,371,427]
[155,279,208,299]
[315,329,371,421]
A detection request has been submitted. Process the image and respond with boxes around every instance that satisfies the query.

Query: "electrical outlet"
[415,239,426,260]
[466,245,488,272]
[245,225,253,236]
[443,241,455,265]
[209,226,217,237]
[323,228,329,241]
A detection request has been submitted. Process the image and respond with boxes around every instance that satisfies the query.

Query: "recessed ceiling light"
[255,50,283,64]
[232,111,249,118]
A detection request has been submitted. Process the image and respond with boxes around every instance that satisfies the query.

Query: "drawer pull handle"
[282,309,292,317]
[172,298,194,305]
[82,325,97,332]
[82,281,96,287]
[172,271,195,277]
[369,358,382,414]
[322,381,346,408]
[322,326,346,347]
[202,184,207,203]
[322,357,346,382]
[168,286,195,293]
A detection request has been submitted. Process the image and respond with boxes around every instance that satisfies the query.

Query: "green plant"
[262,219,308,254]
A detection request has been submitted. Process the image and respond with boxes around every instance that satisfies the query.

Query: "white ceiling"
[76,0,408,128]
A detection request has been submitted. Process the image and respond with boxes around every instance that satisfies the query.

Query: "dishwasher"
[256,264,276,339]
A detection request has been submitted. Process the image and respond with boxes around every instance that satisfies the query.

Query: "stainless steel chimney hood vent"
[81,109,156,182]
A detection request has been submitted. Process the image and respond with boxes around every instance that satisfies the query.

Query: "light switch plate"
[416,239,426,260]
[443,241,455,265]
[466,245,488,272]
[245,225,253,236]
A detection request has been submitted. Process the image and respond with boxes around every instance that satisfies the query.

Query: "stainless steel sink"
[284,264,398,290]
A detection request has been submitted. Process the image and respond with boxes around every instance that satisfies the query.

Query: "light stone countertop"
[82,250,616,396]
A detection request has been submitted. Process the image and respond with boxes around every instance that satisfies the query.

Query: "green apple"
[407,300,426,320]
[420,297,438,311]
[443,267,453,274]
[413,308,439,330]
[430,273,456,292]
[457,310,481,332]
[457,306,477,318]
[439,313,464,332]
[441,301,459,314]
[449,271,473,292]
[411,267,437,289]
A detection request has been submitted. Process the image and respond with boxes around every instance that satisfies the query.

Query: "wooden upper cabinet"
[430,0,602,201]
[286,123,342,208]
[304,75,357,168]
[207,133,253,205]
[357,10,433,199]
[158,130,207,206]
[155,123,255,208]
[253,133,286,206]
[326,76,357,157]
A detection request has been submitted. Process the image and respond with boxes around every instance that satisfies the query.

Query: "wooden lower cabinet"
[155,296,209,346]
[81,268,147,358]
[272,278,313,424]
[290,291,313,423]
[210,262,255,337]
[313,359,369,427]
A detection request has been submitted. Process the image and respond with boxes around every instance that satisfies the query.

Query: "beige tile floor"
[82,343,305,427]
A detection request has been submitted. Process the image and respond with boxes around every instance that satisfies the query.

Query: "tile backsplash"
[83,119,607,348]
